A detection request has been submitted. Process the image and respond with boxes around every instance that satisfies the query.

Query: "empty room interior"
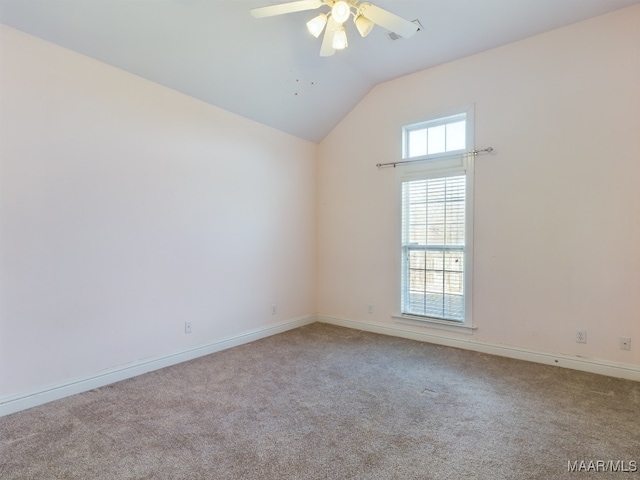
[1,0,639,478]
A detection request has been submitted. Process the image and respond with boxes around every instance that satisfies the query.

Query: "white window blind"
[401,175,466,322]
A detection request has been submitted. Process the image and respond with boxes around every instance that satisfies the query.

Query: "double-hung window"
[399,109,474,331]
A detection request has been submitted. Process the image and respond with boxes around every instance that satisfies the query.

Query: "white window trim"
[392,314,476,334]
[395,105,475,334]
[402,112,468,161]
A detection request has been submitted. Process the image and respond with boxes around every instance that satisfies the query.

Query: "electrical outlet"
[185,321,192,334]
[576,330,587,344]
[271,304,277,315]
[368,304,373,314]
[620,337,631,351]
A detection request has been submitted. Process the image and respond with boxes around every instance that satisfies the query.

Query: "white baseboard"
[4,314,636,417]
[317,315,640,382]
[0,315,316,417]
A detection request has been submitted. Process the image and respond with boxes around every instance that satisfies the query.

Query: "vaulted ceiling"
[2,0,639,142]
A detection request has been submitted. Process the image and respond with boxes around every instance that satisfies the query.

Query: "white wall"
[2,5,639,410]
[318,6,640,369]
[0,25,317,400]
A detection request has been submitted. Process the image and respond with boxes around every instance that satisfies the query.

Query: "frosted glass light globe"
[332,1,351,24]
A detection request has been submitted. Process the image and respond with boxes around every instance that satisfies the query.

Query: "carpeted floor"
[1,323,638,479]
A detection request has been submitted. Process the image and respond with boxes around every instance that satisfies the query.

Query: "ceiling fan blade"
[251,0,324,19]
[359,3,419,38]
[319,15,336,57]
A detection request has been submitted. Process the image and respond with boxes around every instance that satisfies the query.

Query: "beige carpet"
[1,323,638,479]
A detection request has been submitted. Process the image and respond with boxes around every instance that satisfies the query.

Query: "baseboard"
[4,314,636,417]
[317,315,640,382]
[0,315,316,417]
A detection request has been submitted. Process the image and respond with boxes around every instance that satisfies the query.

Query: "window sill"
[392,314,476,335]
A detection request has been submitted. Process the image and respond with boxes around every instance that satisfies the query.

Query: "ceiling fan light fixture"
[354,14,374,37]
[306,14,327,38]
[251,0,420,57]
[332,26,348,50]
[331,1,351,24]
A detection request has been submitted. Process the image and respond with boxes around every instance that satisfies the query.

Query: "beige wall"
[317,6,640,367]
[2,5,639,407]
[0,25,317,399]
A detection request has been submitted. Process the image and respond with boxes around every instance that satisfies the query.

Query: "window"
[398,109,474,330]
[402,176,466,321]
[403,113,467,160]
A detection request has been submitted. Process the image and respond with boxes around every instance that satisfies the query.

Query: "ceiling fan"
[250,0,419,57]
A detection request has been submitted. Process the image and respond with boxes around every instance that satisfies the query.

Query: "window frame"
[395,106,475,334]
[402,112,468,161]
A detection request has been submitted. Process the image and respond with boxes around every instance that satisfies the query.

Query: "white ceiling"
[2,0,639,142]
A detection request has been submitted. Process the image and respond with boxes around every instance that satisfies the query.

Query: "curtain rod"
[376,147,494,168]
